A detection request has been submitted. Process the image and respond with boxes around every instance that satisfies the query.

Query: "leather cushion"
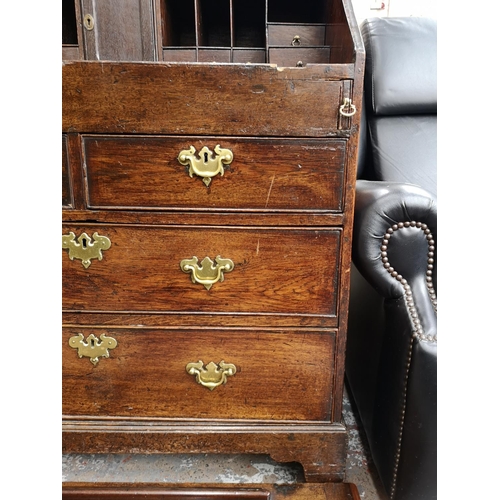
[362,17,437,115]
[369,115,437,198]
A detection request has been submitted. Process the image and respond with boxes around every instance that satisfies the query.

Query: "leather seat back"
[360,17,437,199]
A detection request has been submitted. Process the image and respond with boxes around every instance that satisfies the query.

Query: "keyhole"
[204,152,209,163]
[81,237,87,249]
[84,14,94,30]
[90,338,95,347]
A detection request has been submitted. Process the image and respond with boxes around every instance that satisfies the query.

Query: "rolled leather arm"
[348,179,437,499]
[353,179,437,301]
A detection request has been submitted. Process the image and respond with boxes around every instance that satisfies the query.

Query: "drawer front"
[162,49,267,64]
[63,62,346,137]
[62,328,335,421]
[232,49,267,63]
[62,225,340,318]
[83,136,345,212]
[268,24,326,46]
[269,47,330,66]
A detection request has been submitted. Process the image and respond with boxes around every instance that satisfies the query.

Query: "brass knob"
[291,35,301,46]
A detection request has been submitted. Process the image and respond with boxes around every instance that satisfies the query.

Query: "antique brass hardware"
[291,35,301,46]
[62,231,111,268]
[83,14,94,31]
[69,333,118,366]
[177,145,233,186]
[339,97,356,117]
[186,360,237,390]
[180,256,234,290]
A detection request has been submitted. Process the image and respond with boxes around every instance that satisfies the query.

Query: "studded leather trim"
[380,221,437,498]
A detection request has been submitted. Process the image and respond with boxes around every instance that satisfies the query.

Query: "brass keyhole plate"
[83,14,94,31]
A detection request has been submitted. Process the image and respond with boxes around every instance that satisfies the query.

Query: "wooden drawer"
[198,49,232,63]
[269,47,330,66]
[63,328,336,422]
[62,225,340,319]
[162,49,267,64]
[232,48,267,63]
[63,62,347,137]
[268,24,326,46]
[161,48,197,62]
[83,136,346,212]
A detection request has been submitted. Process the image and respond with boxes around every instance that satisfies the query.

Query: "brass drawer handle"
[339,97,356,117]
[180,255,234,290]
[186,360,237,390]
[291,35,301,46]
[69,333,118,366]
[62,231,111,268]
[178,145,233,187]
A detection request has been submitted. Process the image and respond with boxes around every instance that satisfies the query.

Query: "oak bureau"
[62,0,365,483]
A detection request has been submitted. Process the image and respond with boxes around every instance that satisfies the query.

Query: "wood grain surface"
[83,136,346,212]
[62,61,347,137]
[62,482,361,499]
[62,225,340,318]
[63,328,335,421]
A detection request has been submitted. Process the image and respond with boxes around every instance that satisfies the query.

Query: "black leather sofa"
[345,17,437,500]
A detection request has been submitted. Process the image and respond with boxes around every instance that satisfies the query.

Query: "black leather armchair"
[345,17,437,500]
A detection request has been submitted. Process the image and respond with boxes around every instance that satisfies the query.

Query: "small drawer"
[62,225,340,320]
[162,48,197,62]
[62,328,336,421]
[232,48,266,63]
[269,47,330,66]
[83,136,346,212]
[198,49,232,63]
[268,24,326,47]
[62,45,80,60]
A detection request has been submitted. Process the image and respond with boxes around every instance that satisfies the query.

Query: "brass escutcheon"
[62,231,111,268]
[186,360,237,390]
[180,256,234,290]
[178,145,233,186]
[69,333,118,366]
[83,14,94,31]
[339,97,356,117]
